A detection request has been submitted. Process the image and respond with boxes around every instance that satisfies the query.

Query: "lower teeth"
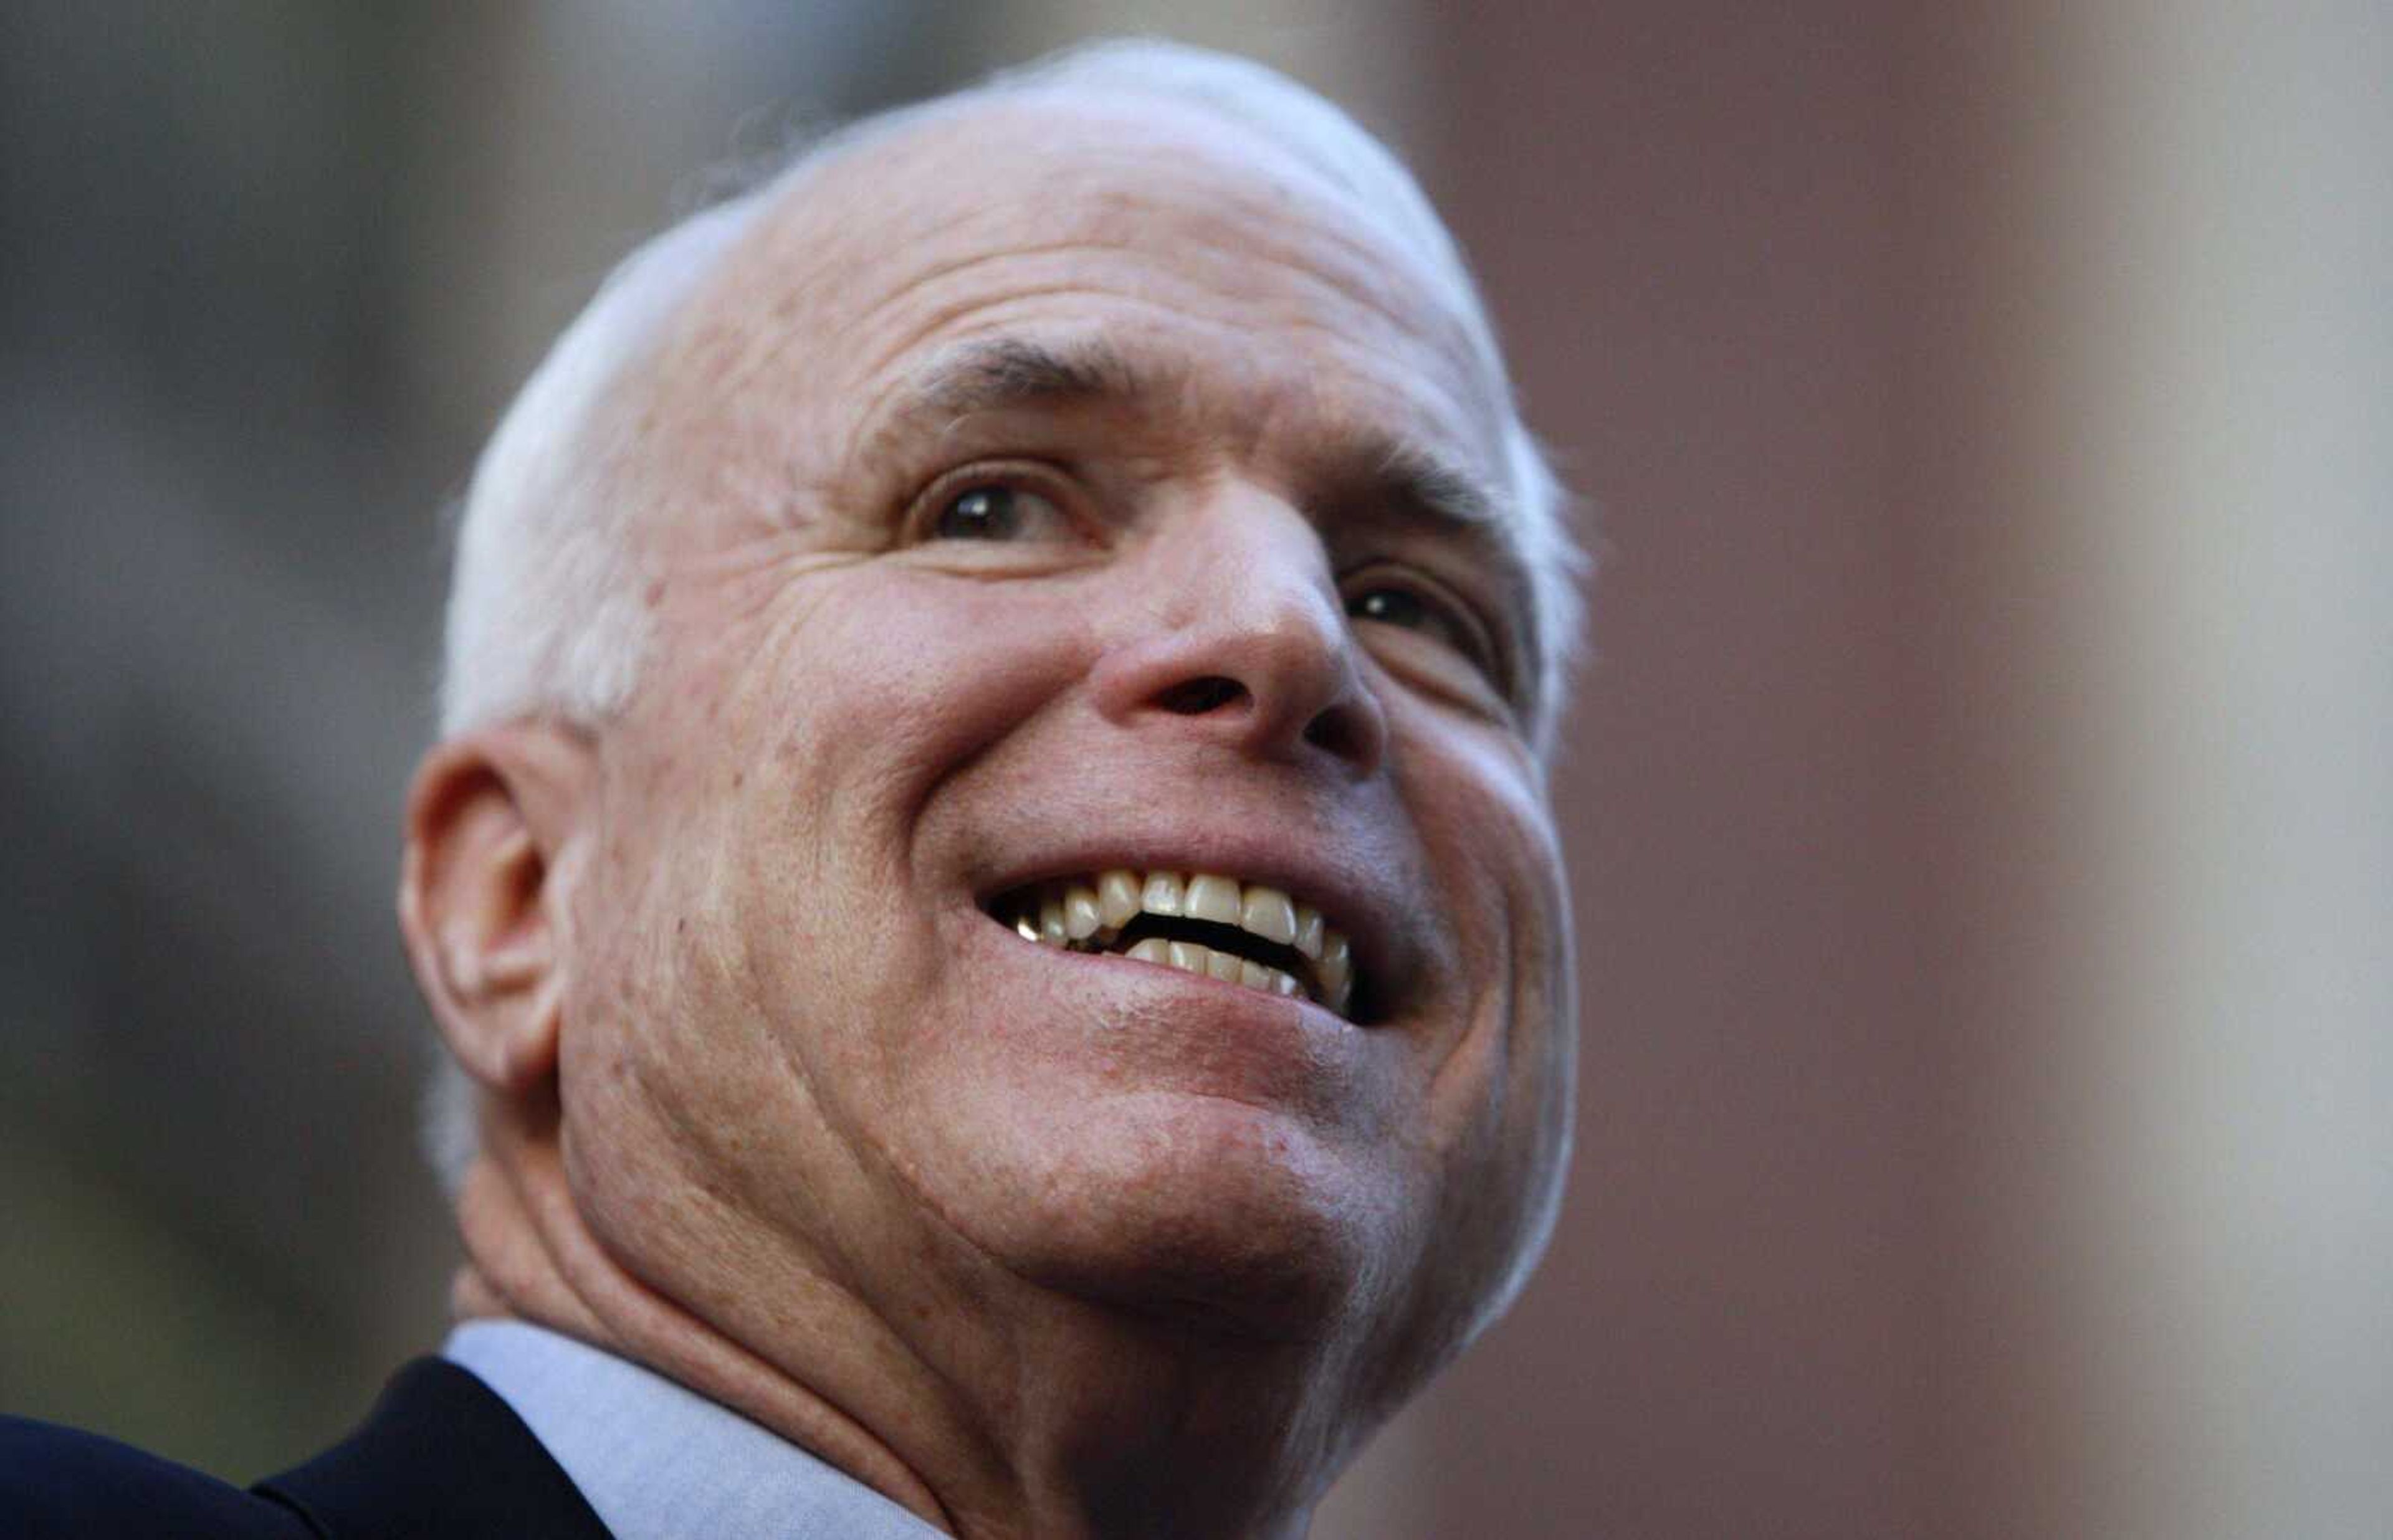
[1012,923,1315,1004]
[1001,885,1349,1014]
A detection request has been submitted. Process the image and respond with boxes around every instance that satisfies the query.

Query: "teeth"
[1292,904,1324,961]
[1097,868,1142,927]
[1241,885,1296,945]
[1063,882,1102,941]
[998,867,1362,1019]
[1184,873,1242,925]
[1142,871,1186,918]
[1316,931,1352,1016]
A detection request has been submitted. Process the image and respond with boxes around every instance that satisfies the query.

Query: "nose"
[1091,484,1387,774]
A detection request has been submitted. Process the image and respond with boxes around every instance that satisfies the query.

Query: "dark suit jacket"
[0,1358,613,1539]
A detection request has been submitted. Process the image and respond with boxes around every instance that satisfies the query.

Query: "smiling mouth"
[986,868,1357,1019]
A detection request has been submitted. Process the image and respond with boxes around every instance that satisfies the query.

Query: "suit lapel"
[256,1358,613,1540]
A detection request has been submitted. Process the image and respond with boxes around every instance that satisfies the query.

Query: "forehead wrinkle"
[717,201,1491,483]
[691,229,1137,413]
[681,98,1504,455]
[824,201,1459,407]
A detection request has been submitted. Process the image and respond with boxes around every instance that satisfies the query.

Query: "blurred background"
[3,3,2387,1536]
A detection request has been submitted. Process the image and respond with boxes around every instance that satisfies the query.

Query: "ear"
[398,720,598,1096]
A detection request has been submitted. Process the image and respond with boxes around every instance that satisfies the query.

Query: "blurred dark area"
[0,0,965,1483]
[4,5,2386,1538]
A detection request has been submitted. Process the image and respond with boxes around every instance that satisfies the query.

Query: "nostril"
[1156,675,1248,716]
[1302,708,1368,761]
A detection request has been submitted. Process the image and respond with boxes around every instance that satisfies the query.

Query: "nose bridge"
[1092,476,1387,771]
[1158,478,1340,636]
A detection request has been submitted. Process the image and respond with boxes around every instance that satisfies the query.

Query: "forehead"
[644,93,1516,515]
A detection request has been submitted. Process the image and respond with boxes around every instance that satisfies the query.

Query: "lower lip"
[953,911,1377,1100]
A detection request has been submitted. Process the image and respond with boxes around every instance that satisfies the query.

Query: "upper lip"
[970,835,1418,1019]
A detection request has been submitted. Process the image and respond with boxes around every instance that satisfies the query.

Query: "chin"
[960,1089,1418,1343]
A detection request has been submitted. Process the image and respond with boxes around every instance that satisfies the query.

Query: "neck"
[452,1106,1360,1538]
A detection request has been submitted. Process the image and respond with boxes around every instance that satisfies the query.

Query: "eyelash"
[902,460,1091,546]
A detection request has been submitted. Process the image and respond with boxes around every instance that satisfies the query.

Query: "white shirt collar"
[444,1319,945,1540]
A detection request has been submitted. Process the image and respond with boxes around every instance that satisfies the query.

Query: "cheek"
[639,566,1101,919]
[730,576,1108,1014]
[636,570,1104,1105]
[1395,718,1577,1243]
[1390,705,1567,1004]
[755,573,1097,806]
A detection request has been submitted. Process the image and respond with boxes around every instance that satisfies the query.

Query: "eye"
[1349,586,1440,632]
[1343,570,1509,695]
[925,481,1074,543]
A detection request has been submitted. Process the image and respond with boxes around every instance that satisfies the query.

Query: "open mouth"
[986,868,1358,1019]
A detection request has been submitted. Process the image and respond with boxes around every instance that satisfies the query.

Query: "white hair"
[424,39,1587,1191]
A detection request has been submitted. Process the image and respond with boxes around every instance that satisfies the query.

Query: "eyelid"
[1339,560,1516,703]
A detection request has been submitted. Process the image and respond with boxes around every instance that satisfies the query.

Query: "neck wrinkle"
[452,1129,962,1535]
[457,1101,1351,1539]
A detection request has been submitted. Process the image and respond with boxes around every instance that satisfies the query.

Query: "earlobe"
[398,721,597,1097]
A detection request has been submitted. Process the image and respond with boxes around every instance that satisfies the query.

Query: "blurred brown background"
[4,4,2387,1537]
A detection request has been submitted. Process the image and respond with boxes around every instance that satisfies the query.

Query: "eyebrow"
[872,336,1502,528]
[1349,435,1545,700]
[914,336,1147,416]
[854,337,1150,465]
[1359,435,1502,535]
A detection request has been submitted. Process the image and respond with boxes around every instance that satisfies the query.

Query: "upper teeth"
[998,867,1356,1017]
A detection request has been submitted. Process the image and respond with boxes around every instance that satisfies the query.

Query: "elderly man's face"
[558,97,1573,1419]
